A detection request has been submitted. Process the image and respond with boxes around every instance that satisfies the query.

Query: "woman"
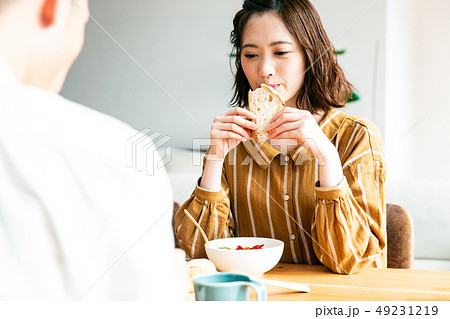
[174,0,386,274]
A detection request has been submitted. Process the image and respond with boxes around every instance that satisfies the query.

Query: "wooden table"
[258,263,450,301]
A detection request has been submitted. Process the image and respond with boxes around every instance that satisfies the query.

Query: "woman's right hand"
[208,107,257,160]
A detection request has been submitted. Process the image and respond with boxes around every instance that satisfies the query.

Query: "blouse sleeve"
[311,119,387,274]
[174,153,235,259]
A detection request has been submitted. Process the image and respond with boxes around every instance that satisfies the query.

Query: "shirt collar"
[243,108,348,169]
[242,139,280,169]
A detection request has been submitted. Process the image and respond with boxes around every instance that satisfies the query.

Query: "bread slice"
[186,258,216,293]
[248,84,285,143]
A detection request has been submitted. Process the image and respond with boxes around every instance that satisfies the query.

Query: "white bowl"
[204,237,284,277]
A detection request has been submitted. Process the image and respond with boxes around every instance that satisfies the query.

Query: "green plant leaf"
[334,49,346,55]
[347,92,360,103]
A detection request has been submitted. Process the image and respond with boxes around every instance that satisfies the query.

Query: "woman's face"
[241,12,306,107]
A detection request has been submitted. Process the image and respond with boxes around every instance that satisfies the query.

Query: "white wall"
[385,0,450,179]
[62,0,386,149]
[385,0,417,180]
[409,0,450,179]
[62,0,243,149]
[312,0,386,135]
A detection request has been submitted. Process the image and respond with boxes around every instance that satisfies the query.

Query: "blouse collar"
[242,108,348,169]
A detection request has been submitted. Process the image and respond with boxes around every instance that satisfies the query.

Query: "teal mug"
[193,272,267,301]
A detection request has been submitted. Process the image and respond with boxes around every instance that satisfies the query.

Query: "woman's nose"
[258,57,275,78]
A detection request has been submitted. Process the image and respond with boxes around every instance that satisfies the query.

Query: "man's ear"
[40,0,58,28]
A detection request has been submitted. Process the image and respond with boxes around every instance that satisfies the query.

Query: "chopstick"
[184,209,209,244]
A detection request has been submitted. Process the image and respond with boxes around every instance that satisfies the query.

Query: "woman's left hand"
[266,107,344,187]
[265,107,333,160]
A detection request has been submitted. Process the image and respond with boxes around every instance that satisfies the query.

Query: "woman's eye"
[275,51,290,56]
[244,54,257,59]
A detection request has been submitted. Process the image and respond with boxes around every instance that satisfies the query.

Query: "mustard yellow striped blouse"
[174,108,387,274]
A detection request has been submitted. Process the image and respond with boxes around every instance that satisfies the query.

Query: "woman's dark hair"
[230,0,354,114]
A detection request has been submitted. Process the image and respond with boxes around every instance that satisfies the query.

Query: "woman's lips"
[265,84,280,90]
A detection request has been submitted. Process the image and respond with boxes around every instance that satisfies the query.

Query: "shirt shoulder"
[335,114,385,169]
[1,84,138,161]
[342,115,383,139]
[0,83,171,186]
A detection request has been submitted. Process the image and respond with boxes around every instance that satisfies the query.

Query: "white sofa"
[163,147,205,205]
[165,147,450,271]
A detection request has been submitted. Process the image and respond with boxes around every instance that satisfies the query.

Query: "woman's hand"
[266,108,332,158]
[208,107,257,160]
[265,107,343,187]
[200,108,255,191]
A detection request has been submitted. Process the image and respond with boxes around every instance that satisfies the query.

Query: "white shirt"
[0,58,182,301]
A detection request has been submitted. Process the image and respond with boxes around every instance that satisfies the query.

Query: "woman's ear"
[40,0,58,28]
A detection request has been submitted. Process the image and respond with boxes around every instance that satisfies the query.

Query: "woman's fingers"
[214,108,257,132]
[213,129,249,141]
[267,122,300,139]
[223,107,257,121]
[219,115,257,131]
[266,109,320,141]
[266,112,301,131]
[268,108,285,125]
[209,108,256,159]
[268,106,299,124]
[212,122,252,140]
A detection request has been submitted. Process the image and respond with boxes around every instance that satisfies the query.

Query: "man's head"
[0,1,13,10]
[0,0,90,92]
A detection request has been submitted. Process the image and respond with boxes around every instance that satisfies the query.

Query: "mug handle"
[243,280,267,301]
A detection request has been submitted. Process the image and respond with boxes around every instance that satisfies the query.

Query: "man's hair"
[230,0,354,114]
[0,0,15,10]
[0,0,18,10]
